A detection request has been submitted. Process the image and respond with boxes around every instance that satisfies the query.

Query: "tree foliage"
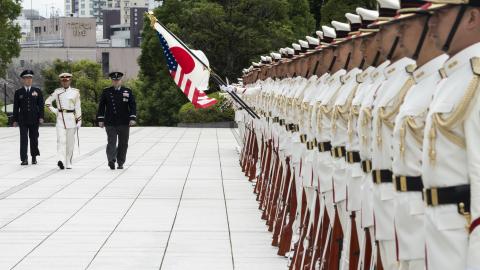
[0,0,22,78]
[138,0,315,126]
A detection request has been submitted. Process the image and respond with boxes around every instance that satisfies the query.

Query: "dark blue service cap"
[20,70,34,78]
[109,71,124,80]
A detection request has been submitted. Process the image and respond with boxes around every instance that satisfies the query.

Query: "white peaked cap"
[346,13,361,24]
[322,25,336,39]
[261,56,267,62]
[252,62,261,67]
[356,7,379,21]
[331,21,351,32]
[286,47,295,55]
[266,56,273,62]
[377,0,400,9]
[271,52,282,60]
[306,36,320,45]
[299,40,309,48]
[279,48,286,54]
[316,30,323,39]
[292,43,302,50]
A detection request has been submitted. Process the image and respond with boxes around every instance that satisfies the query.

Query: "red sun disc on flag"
[171,47,195,74]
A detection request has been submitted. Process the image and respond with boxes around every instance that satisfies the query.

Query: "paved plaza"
[0,127,287,270]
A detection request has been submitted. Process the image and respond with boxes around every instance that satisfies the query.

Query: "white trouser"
[379,240,397,270]
[398,259,424,270]
[56,126,76,167]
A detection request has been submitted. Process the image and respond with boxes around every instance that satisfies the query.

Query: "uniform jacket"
[13,86,44,125]
[96,86,136,126]
[45,87,82,129]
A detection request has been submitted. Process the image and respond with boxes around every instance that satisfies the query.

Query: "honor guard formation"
[234,0,480,269]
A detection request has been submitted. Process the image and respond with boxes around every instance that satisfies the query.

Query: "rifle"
[278,175,298,256]
[272,157,292,246]
[301,192,321,270]
[289,190,310,270]
[361,228,372,270]
[267,149,283,231]
[326,206,343,270]
[349,212,360,270]
[263,148,281,222]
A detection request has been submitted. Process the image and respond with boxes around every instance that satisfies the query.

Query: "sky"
[21,0,65,18]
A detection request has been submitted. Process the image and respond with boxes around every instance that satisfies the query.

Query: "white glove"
[129,120,136,126]
[98,122,104,128]
[76,121,82,128]
[220,85,235,93]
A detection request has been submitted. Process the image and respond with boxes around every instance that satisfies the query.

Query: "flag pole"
[146,12,260,119]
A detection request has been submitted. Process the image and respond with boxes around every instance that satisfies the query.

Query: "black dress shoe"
[57,161,65,170]
[117,164,124,169]
[32,157,37,165]
[108,161,115,170]
[21,160,28,166]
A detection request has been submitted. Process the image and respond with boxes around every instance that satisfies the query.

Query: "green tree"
[41,60,111,126]
[139,0,315,126]
[0,0,22,78]
[320,0,375,25]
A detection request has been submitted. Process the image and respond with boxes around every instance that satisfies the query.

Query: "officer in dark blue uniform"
[96,72,137,170]
[12,70,44,165]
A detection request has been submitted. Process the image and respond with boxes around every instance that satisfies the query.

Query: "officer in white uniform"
[45,73,82,169]
[420,1,480,269]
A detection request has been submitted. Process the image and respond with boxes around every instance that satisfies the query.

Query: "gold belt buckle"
[337,147,342,158]
[375,170,381,184]
[400,176,407,192]
[348,152,353,163]
[430,188,439,206]
[319,142,324,152]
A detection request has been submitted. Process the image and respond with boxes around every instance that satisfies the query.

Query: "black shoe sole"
[58,161,65,170]
[108,162,115,170]
[21,162,28,166]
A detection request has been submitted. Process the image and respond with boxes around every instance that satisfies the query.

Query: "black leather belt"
[393,175,423,192]
[287,124,299,132]
[331,146,346,159]
[346,151,361,163]
[273,117,279,123]
[62,109,75,113]
[318,141,332,152]
[423,184,470,213]
[306,140,316,150]
[300,134,307,143]
[361,160,372,173]
[372,169,393,184]
[279,119,285,126]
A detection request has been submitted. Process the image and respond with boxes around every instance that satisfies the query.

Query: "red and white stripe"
[171,65,217,109]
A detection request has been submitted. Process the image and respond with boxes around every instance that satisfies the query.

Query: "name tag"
[122,92,129,97]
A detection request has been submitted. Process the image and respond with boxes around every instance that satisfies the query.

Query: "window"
[20,60,25,67]
[56,25,58,31]
[43,26,46,32]
[81,10,85,15]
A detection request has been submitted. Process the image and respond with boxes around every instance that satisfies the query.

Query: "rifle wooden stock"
[349,212,360,270]
[289,190,310,270]
[257,139,273,205]
[272,157,292,247]
[308,203,329,270]
[301,194,321,270]
[254,138,268,195]
[376,241,384,270]
[240,126,251,171]
[247,132,259,180]
[268,156,284,231]
[278,178,297,256]
[265,152,281,225]
[326,206,343,270]
[363,228,372,270]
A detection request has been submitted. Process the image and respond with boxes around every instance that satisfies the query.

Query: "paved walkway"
[0,127,287,270]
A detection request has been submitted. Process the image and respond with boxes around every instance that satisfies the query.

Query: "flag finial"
[146,11,157,28]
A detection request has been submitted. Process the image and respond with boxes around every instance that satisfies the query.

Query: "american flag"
[155,27,217,109]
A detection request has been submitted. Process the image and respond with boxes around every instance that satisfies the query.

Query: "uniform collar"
[443,42,480,77]
[329,69,347,84]
[370,60,391,82]
[357,66,375,83]
[383,57,416,80]
[341,67,362,83]
[413,54,449,83]
[62,87,71,91]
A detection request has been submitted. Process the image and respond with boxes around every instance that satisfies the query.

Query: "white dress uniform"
[318,68,347,224]
[331,66,362,270]
[357,59,390,267]
[422,43,480,270]
[392,54,447,270]
[45,86,82,169]
[371,57,416,270]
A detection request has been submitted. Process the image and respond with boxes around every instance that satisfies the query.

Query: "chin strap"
[413,15,432,60]
[387,36,400,60]
[443,5,467,52]
[344,52,352,70]
[372,51,381,67]
[359,58,366,70]
[328,55,337,73]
